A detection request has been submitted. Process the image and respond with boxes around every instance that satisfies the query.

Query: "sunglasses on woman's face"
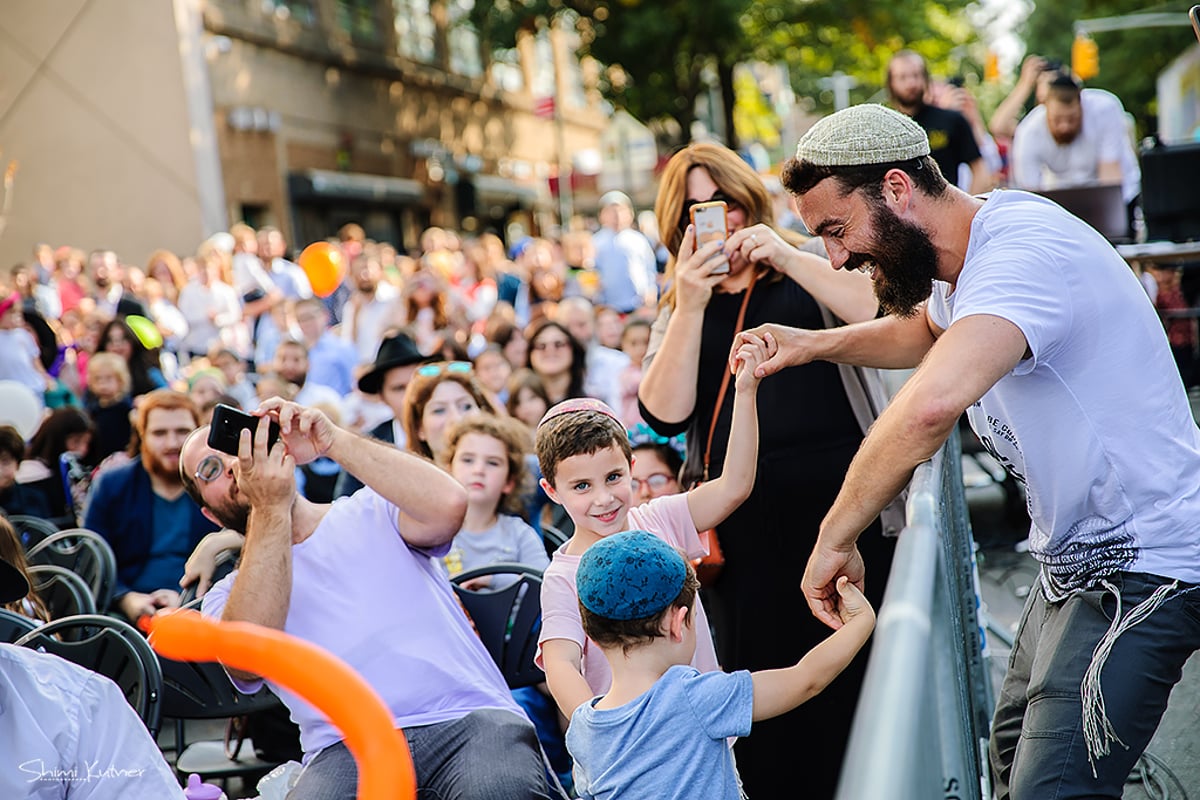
[416,361,472,378]
[677,191,741,235]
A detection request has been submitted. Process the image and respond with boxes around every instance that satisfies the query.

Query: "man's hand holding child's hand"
[733,333,769,393]
[833,576,875,629]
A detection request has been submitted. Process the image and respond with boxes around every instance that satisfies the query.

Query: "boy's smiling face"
[541,444,634,540]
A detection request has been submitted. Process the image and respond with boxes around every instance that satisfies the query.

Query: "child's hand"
[733,333,769,392]
[834,576,875,626]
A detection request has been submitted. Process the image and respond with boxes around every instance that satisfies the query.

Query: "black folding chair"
[178,549,239,608]
[15,613,164,737]
[26,564,97,620]
[8,513,61,551]
[161,653,288,785]
[0,607,39,642]
[451,563,545,690]
[541,524,570,558]
[26,529,118,611]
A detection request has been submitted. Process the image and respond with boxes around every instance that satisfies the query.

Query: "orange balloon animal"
[144,610,415,800]
[298,241,346,298]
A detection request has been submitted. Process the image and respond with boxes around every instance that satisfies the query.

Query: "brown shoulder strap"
[703,270,759,481]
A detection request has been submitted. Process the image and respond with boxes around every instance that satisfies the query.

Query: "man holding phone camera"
[178,398,553,800]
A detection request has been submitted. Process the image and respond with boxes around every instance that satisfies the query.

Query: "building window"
[335,0,379,41]
[394,0,436,63]
[261,0,317,26]
[447,0,482,77]
[490,47,523,92]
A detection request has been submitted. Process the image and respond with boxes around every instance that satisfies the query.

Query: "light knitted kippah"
[795,104,930,167]
[538,397,621,429]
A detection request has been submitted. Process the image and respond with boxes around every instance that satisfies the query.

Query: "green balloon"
[125,314,164,349]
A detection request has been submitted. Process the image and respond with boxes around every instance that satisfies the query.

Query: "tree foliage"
[1020,0,1196,133]
[471,0,755,147]
[742,0,980,112]
[471,0,983,148]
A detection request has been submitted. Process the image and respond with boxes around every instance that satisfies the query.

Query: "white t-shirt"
[927,190,1200,592]
[536,492,721,697]
[1011,89,1141,203]
[0,644,184,799]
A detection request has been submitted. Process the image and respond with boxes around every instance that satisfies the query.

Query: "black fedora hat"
[358,332,428,394]
[0,556,29,605]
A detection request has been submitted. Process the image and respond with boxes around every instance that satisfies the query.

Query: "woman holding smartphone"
[638,143,900,799]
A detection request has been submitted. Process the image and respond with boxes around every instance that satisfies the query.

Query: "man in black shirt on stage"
[888,50,989,194]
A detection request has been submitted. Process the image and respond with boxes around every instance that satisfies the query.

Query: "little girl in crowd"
[83,352,133,466]
[439,412,549,588]
[616,318,651,428]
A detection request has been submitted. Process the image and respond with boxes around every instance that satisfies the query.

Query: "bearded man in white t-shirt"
[736,103,1200,800]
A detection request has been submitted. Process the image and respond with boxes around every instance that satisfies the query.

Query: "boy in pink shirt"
[535,335,767,717]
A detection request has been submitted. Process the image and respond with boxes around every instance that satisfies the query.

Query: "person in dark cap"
[0,555,186,798]
[565,531,873,800]
[738,102,1200,799]
[333,331,427,498]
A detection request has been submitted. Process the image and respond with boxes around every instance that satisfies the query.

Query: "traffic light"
[1072,35,1099,80]
[984,50,999,83]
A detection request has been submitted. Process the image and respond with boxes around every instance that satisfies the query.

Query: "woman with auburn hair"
[638,142,900,798]
[145,249,187,304]
[400,361,495,462]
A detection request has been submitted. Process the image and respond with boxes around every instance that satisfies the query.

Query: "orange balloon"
[144,610,415,800]
[298,241,346,298]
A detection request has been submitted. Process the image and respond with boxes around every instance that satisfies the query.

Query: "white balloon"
[0,380,43,439]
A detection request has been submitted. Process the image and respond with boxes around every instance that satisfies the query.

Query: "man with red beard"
[85,390,217,621]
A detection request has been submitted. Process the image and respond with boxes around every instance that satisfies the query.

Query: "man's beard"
[844,202,940,318]
[144,445,183,484]
[207,494,250,533]
[1051,128,1080,145]
[892,86,924,112]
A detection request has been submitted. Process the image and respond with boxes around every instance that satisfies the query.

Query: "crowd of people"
[1,50,1197,800]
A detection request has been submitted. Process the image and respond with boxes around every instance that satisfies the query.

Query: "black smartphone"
[948,75,965,88]
[207,404,281,456]
[1191,6,1200,43]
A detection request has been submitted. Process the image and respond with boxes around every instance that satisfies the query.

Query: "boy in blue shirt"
[567,531,874,799]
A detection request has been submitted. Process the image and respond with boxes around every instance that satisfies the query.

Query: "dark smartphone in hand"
[207,404,281,456]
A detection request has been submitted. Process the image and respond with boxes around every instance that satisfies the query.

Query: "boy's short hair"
[441,412,531,516]
[86,352,132,396]
[535,399,631,487]
[0,425,24,461]
[577,531,700,655]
